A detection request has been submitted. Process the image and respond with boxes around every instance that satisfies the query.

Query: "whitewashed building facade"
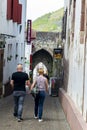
[0,0,27,96]
[59,0,87,130]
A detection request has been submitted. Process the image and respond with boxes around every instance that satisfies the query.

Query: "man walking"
[10,64,30,122]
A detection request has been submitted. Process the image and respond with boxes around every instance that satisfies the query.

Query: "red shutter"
[30,54,32,70]
[7,0,13,20]
[17,4,22,24]
[12,0,18,22]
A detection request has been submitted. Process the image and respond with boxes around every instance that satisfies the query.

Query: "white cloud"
[27,0,64,21]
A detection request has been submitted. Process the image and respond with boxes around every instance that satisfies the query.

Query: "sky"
[27,0,64,21]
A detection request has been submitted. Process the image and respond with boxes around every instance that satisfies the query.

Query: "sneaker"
[20,118,23,120]
[18,118,22,122]
[17,118,23,122]
[13,113,17,118]
[34,116,38,119]
[38,119,43,122]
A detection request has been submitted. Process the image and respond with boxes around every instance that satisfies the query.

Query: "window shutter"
[7,0,13,20]
[17,4,22,24]
[12,0,18,22]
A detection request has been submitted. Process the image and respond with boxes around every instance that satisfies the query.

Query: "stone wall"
[32,32,61,77]
[32,32,60,56]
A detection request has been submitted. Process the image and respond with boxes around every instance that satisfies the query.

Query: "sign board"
[53,48,63,59]
[27,20,31,44]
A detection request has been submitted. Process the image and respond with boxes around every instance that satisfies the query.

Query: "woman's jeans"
[13,91,26,119]
[34,91,45,119]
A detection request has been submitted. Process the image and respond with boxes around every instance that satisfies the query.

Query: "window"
[80,0,85,31]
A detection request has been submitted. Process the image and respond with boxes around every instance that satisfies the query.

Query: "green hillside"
[32,8,64,32]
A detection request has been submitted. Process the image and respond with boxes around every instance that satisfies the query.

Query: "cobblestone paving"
[0,94,71,130]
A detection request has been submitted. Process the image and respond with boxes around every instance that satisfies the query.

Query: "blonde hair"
[38,68,44,74]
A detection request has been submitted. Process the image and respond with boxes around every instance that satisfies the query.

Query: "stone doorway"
[32,49,53,77]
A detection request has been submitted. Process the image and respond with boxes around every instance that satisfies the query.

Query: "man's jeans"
[34,91,45,119]
[13,91,26,119]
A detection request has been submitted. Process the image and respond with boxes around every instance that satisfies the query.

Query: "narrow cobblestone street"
[0,94,71,130]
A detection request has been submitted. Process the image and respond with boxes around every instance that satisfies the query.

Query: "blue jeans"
[34,91,45,119]
[13,92,25,119]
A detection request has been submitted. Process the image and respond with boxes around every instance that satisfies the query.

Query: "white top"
[36,75,47,91]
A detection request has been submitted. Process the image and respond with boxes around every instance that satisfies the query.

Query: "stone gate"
[32,31,61,76]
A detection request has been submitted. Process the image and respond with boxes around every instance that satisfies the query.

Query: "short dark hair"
[17,63,22,65]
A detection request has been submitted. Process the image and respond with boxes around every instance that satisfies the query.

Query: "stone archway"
[32,49,53,77]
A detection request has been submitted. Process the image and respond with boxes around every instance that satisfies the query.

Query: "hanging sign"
[53,48,63,59]
[27,19,31,44]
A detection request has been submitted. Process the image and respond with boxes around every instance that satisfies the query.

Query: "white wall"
[0,0,18,36]
[83,42,87,120]
[64,0,87,121]
[3,0,27,85]
[25,44,32,75]
[67,0,84,113]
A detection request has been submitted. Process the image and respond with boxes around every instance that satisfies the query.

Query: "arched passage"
[32,49,53,76]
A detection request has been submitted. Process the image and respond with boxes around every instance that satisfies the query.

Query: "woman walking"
[31,68,48,122]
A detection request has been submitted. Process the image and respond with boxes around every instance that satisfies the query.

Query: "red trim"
[17,4,22,24]
[12,0,18,22]
[30,54,32,64]
[30,54,32,70]
[7,0,13,20]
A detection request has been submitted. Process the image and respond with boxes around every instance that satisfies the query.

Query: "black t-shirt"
[12,72,29,91]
